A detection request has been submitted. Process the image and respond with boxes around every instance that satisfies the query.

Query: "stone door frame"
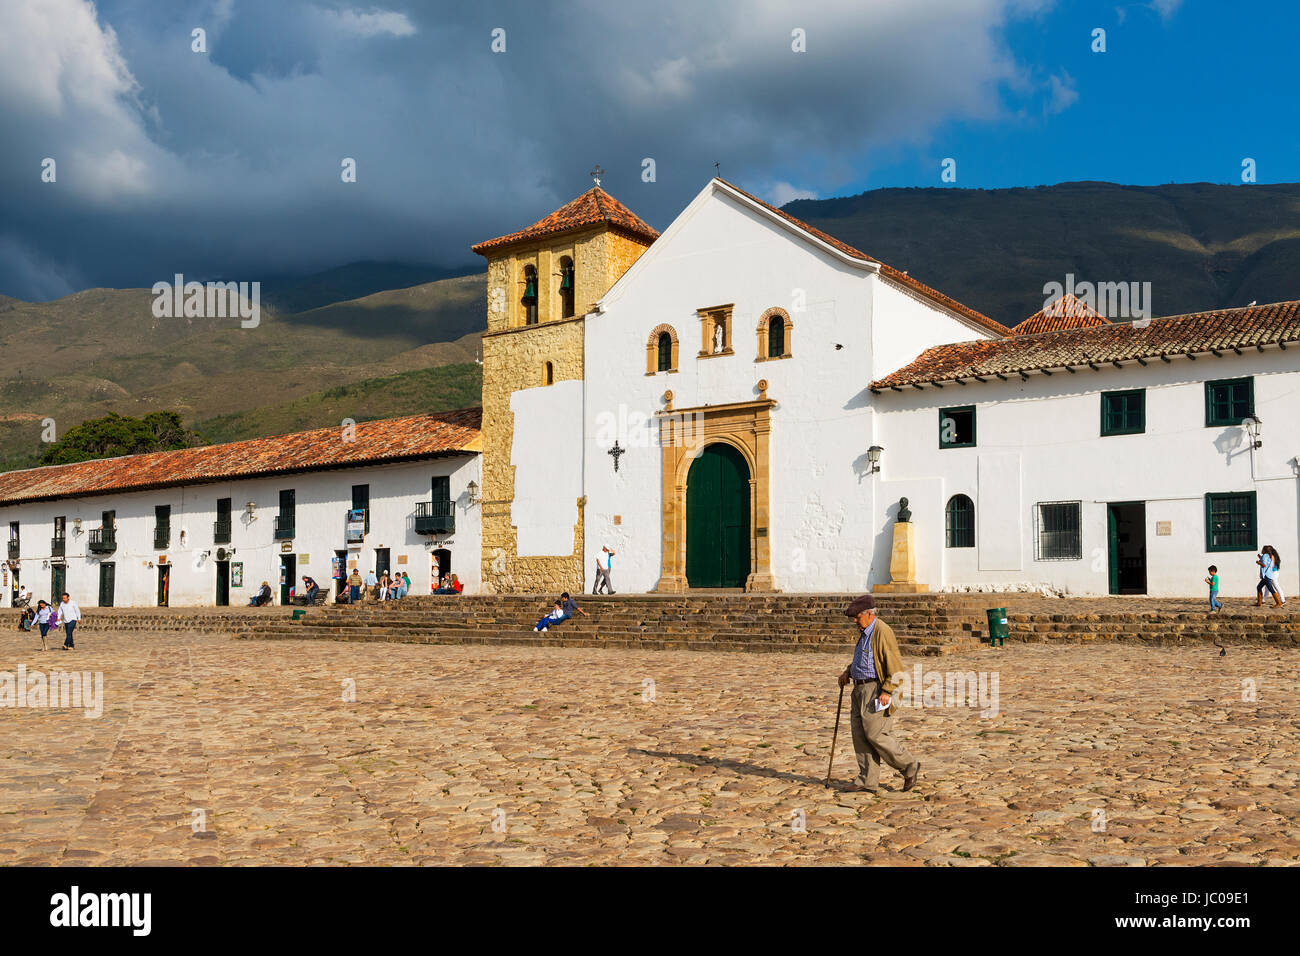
[655,391,776,592]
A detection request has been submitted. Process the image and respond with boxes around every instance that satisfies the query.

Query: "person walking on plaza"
[593,545,616,594]
[836,594,921,793]
[35,599,53,650]
[1205,566,1222,612]
[57,592,81,650]
[1257,546,1283,608]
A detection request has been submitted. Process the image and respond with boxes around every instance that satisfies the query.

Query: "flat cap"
[844,594,876,617]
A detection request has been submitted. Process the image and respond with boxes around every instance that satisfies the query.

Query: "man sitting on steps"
[532,592,586,633]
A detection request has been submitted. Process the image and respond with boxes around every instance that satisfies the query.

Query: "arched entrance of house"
[685,443,751,588]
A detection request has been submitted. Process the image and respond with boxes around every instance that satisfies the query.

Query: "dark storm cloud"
[0,0,1050,301]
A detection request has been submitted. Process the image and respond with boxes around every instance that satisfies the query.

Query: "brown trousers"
[850,680,917,789]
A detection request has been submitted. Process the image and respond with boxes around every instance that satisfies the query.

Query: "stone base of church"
[874,582,930,594]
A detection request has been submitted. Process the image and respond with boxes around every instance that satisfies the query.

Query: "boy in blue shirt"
[1205,565,1221,612]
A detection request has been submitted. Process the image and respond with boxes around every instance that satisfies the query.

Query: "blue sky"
[0,0,1294,300]
[851,0,1299,192]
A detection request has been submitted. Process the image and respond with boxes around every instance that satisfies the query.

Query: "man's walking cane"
[826,683,845,788]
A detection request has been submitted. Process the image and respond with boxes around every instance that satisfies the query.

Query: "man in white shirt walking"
[57,592,82,650]
[593,546,616,595]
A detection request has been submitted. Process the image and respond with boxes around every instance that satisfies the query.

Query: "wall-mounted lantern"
[466,480,480,505]
[1244,416,1263,449]
[867,445,884,475]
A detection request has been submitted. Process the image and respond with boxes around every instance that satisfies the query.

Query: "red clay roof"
[870,301,1300,390]
[713,179,1008,338]
[472,187,659,255]
[1011,293,1109,334]
[0,408,482,506]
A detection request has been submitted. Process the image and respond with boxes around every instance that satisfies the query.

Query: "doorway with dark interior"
[157,564,171,606]
[1107,501,1147,595]
[279,554,296,605]
[215,560,230,606]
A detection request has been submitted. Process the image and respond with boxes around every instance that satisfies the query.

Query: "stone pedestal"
[874,521,928,593]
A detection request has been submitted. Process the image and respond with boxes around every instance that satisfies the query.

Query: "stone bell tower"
[471,174,657,592]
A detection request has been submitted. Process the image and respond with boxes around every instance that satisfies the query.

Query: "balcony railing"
[51,536,66,558]
[414,499,455,535]
[154,525,171,550]
[88,527,117,554]
[213,518,232,544]
[6,538,18,559]
[274,516,296,540]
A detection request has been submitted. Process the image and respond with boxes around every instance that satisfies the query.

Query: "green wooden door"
[686,443,750,588]
[98,562,115,607]
[51,564,66,600]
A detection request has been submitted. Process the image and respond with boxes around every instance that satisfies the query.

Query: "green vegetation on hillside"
[38,411,206,465]
[194,362,482,444]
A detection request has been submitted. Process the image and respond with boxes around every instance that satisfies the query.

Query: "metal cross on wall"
[608,440,624,472]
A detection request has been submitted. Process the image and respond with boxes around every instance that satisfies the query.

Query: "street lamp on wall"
[1244,416,1263,449]
[867,445,884,475]
[466,480,480,505]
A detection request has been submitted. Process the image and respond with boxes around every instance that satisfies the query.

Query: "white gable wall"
[581,185,1001,592]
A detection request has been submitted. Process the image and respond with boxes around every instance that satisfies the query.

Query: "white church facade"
[3,177,1298,607]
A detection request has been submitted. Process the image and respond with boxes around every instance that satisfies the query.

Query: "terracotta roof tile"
[870,301,1300,390]
[1010,293,1109,334]
[714,179,1008,337]
[0,407,482,506]
[472,187,659,255]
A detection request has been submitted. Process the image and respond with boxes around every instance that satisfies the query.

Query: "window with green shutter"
[1205,491,1257,552]
[1101,389,1145,436]
[945,495,975,548]
[1205,377,1253,427]
[939,406,976,449]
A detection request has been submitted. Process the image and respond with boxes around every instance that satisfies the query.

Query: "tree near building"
[39,411,206,466]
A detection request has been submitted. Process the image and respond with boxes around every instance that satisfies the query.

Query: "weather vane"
[590,164,604,187]
[714,161,720,178]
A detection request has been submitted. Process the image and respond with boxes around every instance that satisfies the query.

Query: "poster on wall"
[331,555,343,580]
[346,509,365,545]
[232,562,244,587]
[430,553,440,592]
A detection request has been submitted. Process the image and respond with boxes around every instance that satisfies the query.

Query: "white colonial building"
[1,410,481,607]
[477,177,1300,599]
[5,177,1298,607]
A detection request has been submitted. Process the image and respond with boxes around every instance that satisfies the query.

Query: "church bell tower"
[471,174,657,592]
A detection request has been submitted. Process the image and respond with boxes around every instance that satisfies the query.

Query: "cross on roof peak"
[590,164,604,187]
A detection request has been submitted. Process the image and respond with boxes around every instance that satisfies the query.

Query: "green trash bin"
[292,608,307,621]
[986,608,1008,646]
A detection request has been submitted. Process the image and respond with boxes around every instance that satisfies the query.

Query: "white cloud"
[765,182,819,206]
[1149,0,1184,20]
[1046,72,1079,115]
[323,8,417,38]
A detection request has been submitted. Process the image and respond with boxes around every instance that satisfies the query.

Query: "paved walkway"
[1,630,1297,865]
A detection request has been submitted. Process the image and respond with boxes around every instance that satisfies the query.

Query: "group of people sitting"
[343,569,414,603]
[433,573,463,595]
[532,592,586,632]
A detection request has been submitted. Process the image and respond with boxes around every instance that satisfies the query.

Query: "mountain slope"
[785,181,1300,324]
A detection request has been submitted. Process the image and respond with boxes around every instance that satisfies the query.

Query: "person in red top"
[434,573,463,595]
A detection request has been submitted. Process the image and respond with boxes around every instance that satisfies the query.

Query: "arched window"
[522,265,538,325]
[544,361,554,385]
[945,495,975,548]
[768,315,785,357]
[756,307,792,360]
[559,257,575,318]
[645,324,679,374]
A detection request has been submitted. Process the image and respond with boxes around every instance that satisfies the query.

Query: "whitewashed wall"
[580,184,996,592]
[1,454,481,607]
[872,350,1300,597]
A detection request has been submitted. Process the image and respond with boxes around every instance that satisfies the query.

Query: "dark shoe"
[841,783,878,793]
[903,762,921,792]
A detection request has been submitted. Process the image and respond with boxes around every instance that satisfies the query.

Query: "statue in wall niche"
[897,497,911,523]
[713,321,724,353]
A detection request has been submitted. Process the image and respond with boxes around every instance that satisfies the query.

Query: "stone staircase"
[1001,608,1300,647]
[233,593,991,656]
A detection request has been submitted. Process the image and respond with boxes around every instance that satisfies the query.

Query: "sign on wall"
[346,509,365,545]
[1156,521,1172,536]
[232,562,244,587]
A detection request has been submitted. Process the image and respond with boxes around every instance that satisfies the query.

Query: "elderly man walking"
[837,594,921,793]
